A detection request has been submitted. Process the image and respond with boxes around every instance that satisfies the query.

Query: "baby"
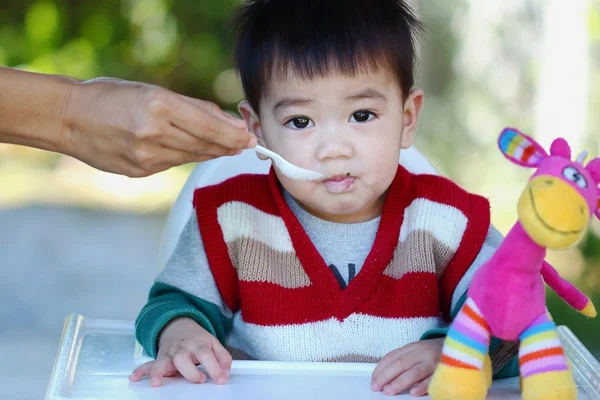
[130,0,519,396]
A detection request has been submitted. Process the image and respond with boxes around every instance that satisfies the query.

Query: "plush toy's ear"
[549,138,571,159]
[498,127,548,168]
[594,189,600,220]
[586,158,600,220]
[586,158,600,184]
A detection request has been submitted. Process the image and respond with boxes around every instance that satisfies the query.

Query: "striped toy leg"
[519,313,577,400]
[483,352,493,388]
[429,298,491,400]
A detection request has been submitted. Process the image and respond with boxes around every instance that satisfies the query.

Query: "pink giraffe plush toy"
[429,127,599,400]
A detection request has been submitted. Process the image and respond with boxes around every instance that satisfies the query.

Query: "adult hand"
[61,77,256,177]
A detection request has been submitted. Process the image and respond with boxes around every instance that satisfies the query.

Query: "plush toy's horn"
[576,151,588,164]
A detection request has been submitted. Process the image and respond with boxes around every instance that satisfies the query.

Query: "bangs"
[259,42,400,95]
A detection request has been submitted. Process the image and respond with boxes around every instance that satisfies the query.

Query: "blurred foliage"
[0,0,599,355]
[0,0,242,106]
[0,0,245,211]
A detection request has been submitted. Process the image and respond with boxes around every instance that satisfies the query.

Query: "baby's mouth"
[324,173,352,181]
[322,174,355,192]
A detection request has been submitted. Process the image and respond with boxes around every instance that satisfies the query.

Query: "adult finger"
[409,376,432,397]
[172,350,206,384]
[133,150,229,177]
[383,362,432,396]
[181,95,247,127]
[131,145,227,175]
[171,97,255,150]
[149,357,177,387]
[155,147,232,166]
[371,350,420,392]
[158,124,241,158]
[193,345,228,384]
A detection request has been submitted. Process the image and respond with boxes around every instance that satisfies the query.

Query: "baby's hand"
[371,337,444,397]
[129,317,232,387]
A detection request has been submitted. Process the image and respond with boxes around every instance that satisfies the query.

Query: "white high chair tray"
[46,313,600,400]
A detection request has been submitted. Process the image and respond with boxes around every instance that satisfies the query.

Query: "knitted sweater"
[136,165,519,376]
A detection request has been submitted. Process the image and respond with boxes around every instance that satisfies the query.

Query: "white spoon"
[254,145,324,181]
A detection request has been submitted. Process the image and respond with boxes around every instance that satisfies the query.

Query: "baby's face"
[241,69,421,222]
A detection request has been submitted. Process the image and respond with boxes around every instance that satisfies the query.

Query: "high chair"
[46,146,600,400]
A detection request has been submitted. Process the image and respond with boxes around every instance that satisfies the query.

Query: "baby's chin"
[300,198,382,223]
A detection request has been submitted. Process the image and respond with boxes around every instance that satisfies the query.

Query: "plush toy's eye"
[563,166,588,189]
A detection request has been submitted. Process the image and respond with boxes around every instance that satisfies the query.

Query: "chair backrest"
[156,146,439,269]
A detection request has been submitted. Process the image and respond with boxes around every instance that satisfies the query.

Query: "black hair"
[230,0,423,111]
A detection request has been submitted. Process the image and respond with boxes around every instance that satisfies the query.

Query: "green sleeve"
[135,282,233,358]
[419,290,469,341]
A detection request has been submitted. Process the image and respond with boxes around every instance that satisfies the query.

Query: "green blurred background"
[0,1,599,399]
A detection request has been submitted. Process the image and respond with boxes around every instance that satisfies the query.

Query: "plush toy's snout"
[518,175,589,249]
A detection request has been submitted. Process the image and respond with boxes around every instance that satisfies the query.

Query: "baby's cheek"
[365,163,396,192]
[293,184,316,203]
[277,174,315,202]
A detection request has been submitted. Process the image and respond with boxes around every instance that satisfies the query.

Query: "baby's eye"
[563,166,588,189]
[285,117,314,130]
[349,110,376,123]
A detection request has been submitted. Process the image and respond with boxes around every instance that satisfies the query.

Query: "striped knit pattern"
[440,297,490,370]
[518,314,569,378]
[499,127,545,165]
[194,165,490,362]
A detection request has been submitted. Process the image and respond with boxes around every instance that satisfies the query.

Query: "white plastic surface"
[156,146,440,270]
[46,314,597,400]
[558,325,600,398]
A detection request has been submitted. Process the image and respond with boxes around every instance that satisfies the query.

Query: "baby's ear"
[498,127,548,168]
[237,101,268,160]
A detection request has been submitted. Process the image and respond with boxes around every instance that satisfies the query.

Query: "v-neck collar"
[267,165,412,320]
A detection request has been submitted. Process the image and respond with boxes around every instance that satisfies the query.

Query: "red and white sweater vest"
[193,165,490,362]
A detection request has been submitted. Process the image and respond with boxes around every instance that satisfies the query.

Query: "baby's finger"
[172,350,206,384]
[129,361,154,382]
[194,345,228,384]
[383,362,432,396]
[371,346,412,385]
[149,356,177,387]
[409,377,432,397]
[212,342,233,376]
[372,351,419,391]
